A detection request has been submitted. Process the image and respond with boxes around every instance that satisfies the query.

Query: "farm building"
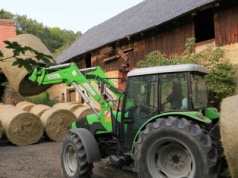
[51,0,238,104]
[0,0,238,108]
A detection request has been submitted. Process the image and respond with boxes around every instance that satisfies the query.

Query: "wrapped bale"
[40,108,77,142]
[220,95,238,178]
[30,104,51,117]
[0,105,43,146]
[53,102,82,112]
[15,102,35,112]
[74,106,99,119]
[0,34,53,96]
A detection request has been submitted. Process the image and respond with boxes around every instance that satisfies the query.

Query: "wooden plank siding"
[215,0,238,46]
[89,15,194,71]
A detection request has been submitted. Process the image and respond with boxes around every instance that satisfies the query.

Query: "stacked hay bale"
[74,105,99,119]
[0,105,43,146]
[30,104,51,117]
[53,102,82,112]
[220,95,238,178]
[40,108,77,142]
[16,101,36,112]
[0,34,53,97]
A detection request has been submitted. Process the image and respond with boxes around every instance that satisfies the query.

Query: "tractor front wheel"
[132,116,220,178]
[61,133,93,178]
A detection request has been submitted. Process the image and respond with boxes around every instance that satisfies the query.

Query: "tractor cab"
[121,64,209,152]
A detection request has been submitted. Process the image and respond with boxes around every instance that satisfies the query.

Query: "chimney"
[0,19,17,48]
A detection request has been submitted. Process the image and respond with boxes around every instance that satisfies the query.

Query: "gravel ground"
[0,137,229,178]
[0,138,137,178]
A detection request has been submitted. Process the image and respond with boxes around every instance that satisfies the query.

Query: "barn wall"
[215,0,238,46]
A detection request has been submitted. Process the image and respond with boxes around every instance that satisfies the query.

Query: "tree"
[136,38,237,108]
[0,9,81,56]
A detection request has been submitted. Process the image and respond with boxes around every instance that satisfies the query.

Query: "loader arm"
[28,62,124,131]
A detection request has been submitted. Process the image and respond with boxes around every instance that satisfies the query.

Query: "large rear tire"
[61,133,93,178]
[132,116,220,178]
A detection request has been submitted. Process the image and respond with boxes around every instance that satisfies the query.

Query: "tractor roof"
[127,64,209,77]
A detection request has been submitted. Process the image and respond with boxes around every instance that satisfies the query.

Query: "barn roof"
[55,0,216,63]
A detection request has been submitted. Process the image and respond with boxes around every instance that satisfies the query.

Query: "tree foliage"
[136,38,237,108]
[0,41,54,72]
[0,9,81,57]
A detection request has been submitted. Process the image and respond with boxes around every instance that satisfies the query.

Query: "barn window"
[194,8,215,43]
[85,53,91,68]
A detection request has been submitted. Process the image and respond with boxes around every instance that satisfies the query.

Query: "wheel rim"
[63,144,77,176]
[147,139,195,178]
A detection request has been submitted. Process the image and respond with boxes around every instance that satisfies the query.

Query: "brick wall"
[0,19,16,48]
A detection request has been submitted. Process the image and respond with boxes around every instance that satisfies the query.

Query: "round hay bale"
[0,104,14,109]
[74,106,98,119]
[15,101,32,107]
[53,102,82,112]
[15,102,35,112]
[30,104,51,117]
[0,34,53,96]
[40,108,77,142]
[220,95,238,178]
[0,105,43,146]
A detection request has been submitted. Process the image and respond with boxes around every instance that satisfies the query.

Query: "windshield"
[191,73,208,109]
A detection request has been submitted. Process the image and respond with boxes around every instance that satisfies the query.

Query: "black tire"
[132,116,220,178]
[109,155,124,167]
[61,133,93,178]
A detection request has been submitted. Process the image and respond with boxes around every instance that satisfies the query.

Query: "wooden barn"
[49,0,238,104]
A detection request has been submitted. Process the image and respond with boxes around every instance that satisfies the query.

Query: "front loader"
[29,62,222,178]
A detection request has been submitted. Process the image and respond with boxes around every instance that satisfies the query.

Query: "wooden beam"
[122,47,133,53]
[117,48,128,61]
[101,55,120,63]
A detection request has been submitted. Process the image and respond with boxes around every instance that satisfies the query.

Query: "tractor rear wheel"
[132,116,220,178]
[61,133,93,178]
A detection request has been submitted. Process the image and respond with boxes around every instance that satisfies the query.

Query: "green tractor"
[29,62,222,178]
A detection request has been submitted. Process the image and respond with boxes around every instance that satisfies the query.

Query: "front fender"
[69,128,101,163]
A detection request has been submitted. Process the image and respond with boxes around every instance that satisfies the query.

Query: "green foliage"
[0,9,14,19]
[0,9,81,56]
[136,38,237,108]
[0,41,54,72]
[24,91,57,106]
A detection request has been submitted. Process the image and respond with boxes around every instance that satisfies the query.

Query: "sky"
[1,0,144,34]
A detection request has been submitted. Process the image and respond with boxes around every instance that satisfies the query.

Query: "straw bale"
[0,104,14,109]
[15,101,32,107]
[30,104,51,117]
[40,108,77,142]
[220,95,238,178]
[74,106,98,119]
[0,105,43,146]
[0,34,53,96]
[53,102,82,112]
[15,102,35,112]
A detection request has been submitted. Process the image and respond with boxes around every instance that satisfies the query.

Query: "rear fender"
[69,128,101,163]
[131,112,212,153]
